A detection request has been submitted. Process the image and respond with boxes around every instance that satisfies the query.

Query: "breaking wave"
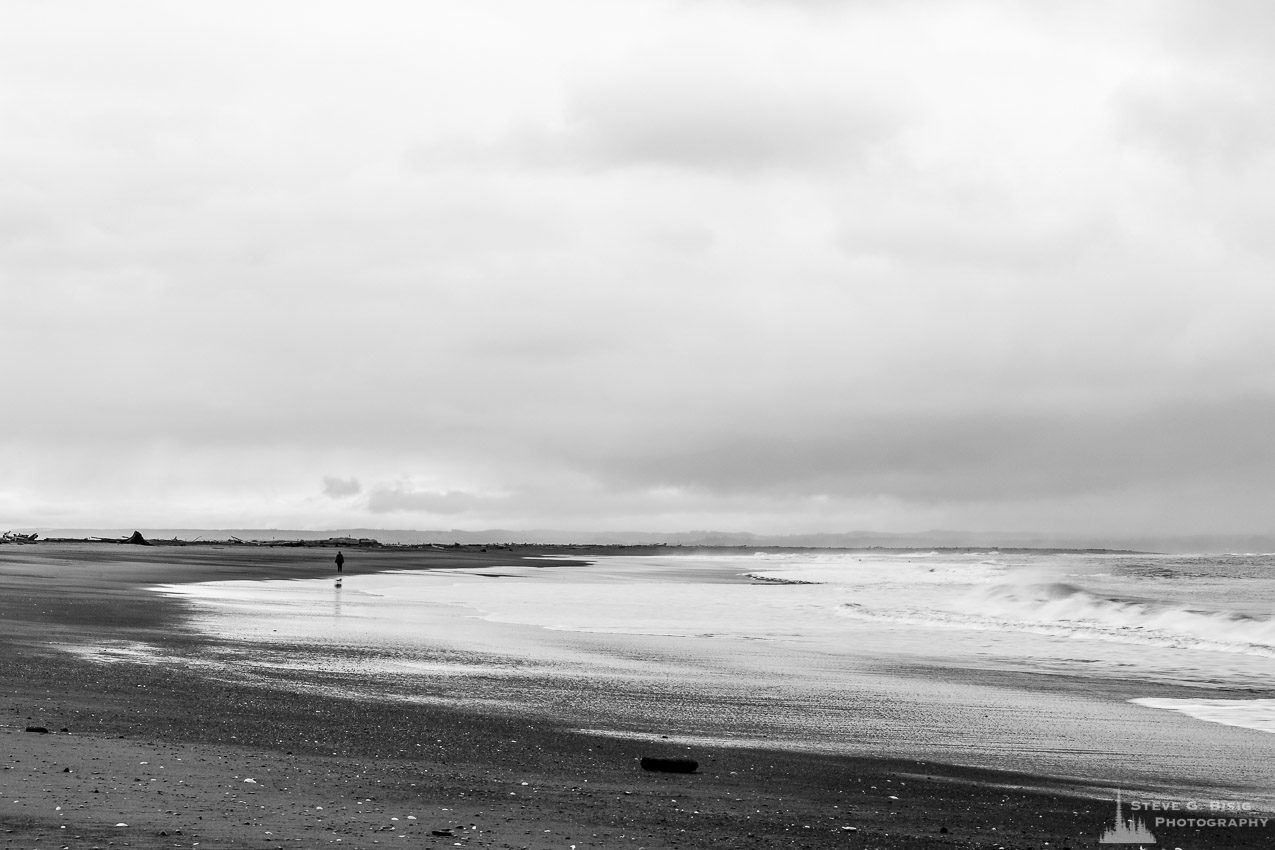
[839,581,1275,658]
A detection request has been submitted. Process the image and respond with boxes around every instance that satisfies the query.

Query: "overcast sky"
[3,1,1274,538]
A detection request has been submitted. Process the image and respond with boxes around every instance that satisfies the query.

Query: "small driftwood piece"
[640,756,698,773]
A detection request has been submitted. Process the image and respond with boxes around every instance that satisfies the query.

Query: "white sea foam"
[119,551,1275,794]
[730,552,1275,663]
[834,581,1275,658]
[156,552,1275,666]
[1132,698,1275,735]
[148,552,1275,731]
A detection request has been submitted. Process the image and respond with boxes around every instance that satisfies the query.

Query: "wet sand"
[1,543,1270,848]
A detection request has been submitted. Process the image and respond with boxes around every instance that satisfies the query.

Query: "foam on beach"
[1132,698,1275,735]
[135,551,1275,797]
[153,550,1275,683]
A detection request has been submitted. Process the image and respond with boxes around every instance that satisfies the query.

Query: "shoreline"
[2,543,1270,848]
[5,532,1155,555]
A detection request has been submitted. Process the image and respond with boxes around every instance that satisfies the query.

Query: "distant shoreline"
[6,530,1150,556]
[12,523,1267,552]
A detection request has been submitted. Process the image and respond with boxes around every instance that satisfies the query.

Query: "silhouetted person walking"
[335,550,344,573]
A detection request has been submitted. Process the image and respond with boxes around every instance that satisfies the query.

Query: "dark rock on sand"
[127,530,151,545]
[24,726,49,733]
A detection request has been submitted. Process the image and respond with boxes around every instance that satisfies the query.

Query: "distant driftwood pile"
[225,536,384,548]
[6,534,659,554]
[44,532,387,549]
[84,530,153,545]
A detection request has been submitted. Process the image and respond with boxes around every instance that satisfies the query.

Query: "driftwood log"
[639,756,698,773]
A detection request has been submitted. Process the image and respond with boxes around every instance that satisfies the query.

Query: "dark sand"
[1,543,1269,849]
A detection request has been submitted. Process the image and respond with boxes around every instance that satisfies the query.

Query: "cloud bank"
[2,0,1274,541]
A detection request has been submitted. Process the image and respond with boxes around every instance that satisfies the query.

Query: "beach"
[2,543,1272,849]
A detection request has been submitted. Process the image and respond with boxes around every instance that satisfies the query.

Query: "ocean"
[83,551,1275,804]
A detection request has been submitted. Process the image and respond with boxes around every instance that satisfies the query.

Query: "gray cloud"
[560,396,1275,503]
[567,80,901,174]
[322,477,362,498]
[1116,82,1275,168]
[367,487,499,516]
[407,84,900,177]
[1157,0,1275,59]
[840,203,1114,273]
